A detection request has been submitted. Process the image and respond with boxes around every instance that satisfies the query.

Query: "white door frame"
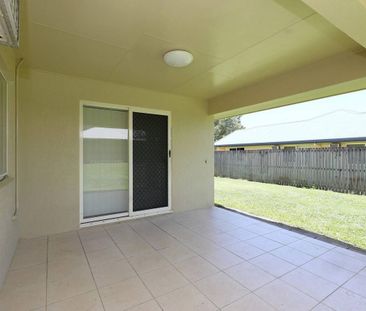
[79,100,172,225]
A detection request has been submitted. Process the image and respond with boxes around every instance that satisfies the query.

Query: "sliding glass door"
[82,106,129,219]
[81,103,170,223]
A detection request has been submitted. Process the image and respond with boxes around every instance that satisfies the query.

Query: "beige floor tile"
[157,284,217,311]
[224,241,265,260]
[82,236,116,253]
[126,300,162,311]
[140,265,189,297]
[86,246,124,266]
[79,226,108,241]
[288,240,329,257]
[48,236,83,252]
[281,268,338,301]
[311,303,335,311]
[245,223,279,235]
[174,256,219,282]
[263,230,299,245]
[0,284,46,311]
[206,232,241,247]
[91,258,136,288]
[302,237,335,250]
[319,249,366,273]
[250,253,296,277]
[159,244,195,263]
[48,231,78,241]
[117,239,155,257]
[255,279,318,311]
[195,272,249,308]
[302,258,355,285]
[343,273,366,298]
[47,264,96,304]
[227,228,258,241]
[225,261,275,290]
[270,245,313,266]
[222,293,275,311]
[48,246,87,266]
[47,290,103,311]
[200,248,243,269]
[0,265,46,311]
[9,208,366,311]
[10,247,47,270]
[3,263,46,289]
[47,259,89,282]
[17,237,47,250]
[334,247,366,263]
[99,277,152,311]
[247,236,282,251]
[128,250,171,274]
[323,288,366,311]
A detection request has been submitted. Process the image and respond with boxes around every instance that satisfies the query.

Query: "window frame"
[0,71,8,182]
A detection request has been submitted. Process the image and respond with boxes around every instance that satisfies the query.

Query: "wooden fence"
[214,148,366,194]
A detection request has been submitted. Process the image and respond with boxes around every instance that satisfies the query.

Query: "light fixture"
[163,50,193,68]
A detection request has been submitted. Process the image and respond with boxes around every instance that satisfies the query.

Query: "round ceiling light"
[163,50,193,68]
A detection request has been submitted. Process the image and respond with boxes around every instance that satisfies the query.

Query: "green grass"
[215,177,366,249]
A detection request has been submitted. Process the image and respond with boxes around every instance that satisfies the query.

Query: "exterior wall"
[19,69,214,238]
[215,141,366,151]
[0,46,18,288]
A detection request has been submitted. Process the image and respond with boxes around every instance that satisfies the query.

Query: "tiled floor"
[1,207,366,311]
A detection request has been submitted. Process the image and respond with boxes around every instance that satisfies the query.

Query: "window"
[0,73,7,180]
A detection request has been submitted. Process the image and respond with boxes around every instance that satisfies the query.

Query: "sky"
[240,89,366,128]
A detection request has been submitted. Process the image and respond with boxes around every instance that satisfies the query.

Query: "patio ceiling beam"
[208,50,366,118]
[301,0,366,49]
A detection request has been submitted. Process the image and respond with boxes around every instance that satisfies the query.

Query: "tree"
[214,116,244,142]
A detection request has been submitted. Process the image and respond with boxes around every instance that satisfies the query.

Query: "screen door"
[132,112,169,212]
[82,106,129,219]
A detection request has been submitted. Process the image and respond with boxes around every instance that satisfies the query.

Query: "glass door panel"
[82,106,129,219]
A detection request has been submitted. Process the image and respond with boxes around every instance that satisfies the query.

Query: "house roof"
[215,111,366,147]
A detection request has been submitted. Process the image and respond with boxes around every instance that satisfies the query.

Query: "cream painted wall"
[0,46,18,287]
[18,69,214,238]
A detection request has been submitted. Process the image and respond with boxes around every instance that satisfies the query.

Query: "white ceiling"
[18,0,361,99]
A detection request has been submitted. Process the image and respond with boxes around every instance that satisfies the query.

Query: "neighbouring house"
[215,111,366,151]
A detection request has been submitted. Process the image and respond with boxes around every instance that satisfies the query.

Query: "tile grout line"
[104,223,166,310]
[129,218,231,309]
[77,230,107,311]
[116,209,366,310]
[152,211,344,309]
[145,217,258,309]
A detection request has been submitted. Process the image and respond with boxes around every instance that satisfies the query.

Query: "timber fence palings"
[214,148,366,194]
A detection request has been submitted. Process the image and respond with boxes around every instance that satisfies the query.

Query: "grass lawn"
[215,177,366,249]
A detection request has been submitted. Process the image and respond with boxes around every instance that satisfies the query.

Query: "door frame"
[79,100,171,225]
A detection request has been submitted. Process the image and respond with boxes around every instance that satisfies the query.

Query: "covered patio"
[1,0,366,310]
[1,207,366,310]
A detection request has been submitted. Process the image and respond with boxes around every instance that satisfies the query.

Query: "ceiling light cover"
[163,50,193,67]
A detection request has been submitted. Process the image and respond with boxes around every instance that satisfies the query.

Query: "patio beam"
[208,50,366,118]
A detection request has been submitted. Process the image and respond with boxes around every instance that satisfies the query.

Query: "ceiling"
[18,0,362,99]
